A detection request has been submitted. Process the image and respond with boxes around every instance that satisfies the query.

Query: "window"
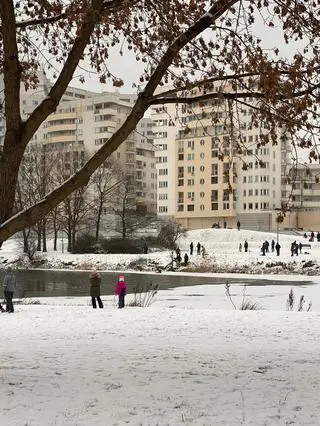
[187,179,194,186]
[177,205,184,211]
[178,192,184,203]
[200,166,205,172]
[223,163,229,183]
[200,191,205,198]
[178,167,184,178]
[187,205,194,211]
[211,190,218,210]
[223,190,229,210]
[200,152,205,159]
[200,139,205,146]
[187,140,194,150]
[211,137,220,149]
[211,163,218,184]
[200,204,205,210]
[178,141,184,153]
[187,192,195,201]
[200,178,205,185]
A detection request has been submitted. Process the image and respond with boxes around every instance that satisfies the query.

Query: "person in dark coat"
[244,240,248,252]
[275,242,281,256]
[190,242,194,255]
[3,266,17,313]
[197,242,201,255]
[115,274,127,309]
[237,220,241,231]
[299,242,303,254]
[271,239,275,252]
[184,253,189,265]
[89,270,103,309]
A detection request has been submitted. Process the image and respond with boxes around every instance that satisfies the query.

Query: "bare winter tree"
[0,1,319,242]
[89,159,124,241]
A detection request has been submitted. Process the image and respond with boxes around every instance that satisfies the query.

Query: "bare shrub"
[157,219,186,250]
[128,282,158,307]
[225,282,263,310]
[287,288,312,312]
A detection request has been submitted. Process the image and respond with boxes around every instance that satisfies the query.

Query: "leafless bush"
[287,288,312,312]
[128,282,158,307]
[225,282,263,310]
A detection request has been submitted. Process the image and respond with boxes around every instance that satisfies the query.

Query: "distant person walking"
[184,253,189,265]
[197,242,201,255]
[3,267,17,313]
[244,240,248,252]
[271,239,275,252]
[239,243,242,252]
[115,274,127,309]
[237,220,241,231]
[275,242,281,256]
[190,242,194,255]
[89,270,103,309]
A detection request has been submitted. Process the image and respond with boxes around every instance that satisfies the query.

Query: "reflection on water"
[0,269,313,298]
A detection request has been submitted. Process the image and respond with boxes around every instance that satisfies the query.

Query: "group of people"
[89,271,127,309]
[1,268,127,313]
[290,241,304,256]
[190,242,206,257]
[174,247,189,265]
[304,231,320,242]
[239,239,281,256]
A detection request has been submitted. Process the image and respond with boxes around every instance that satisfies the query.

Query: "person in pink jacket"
[115,274,127,309]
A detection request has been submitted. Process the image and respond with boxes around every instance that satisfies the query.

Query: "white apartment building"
[151,102,179,216]
[0,72,157,216]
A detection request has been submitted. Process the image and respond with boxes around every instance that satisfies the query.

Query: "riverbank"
[1,228,320,276]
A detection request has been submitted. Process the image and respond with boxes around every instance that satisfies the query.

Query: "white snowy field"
[1,286,320,426]
[1,228,320,425]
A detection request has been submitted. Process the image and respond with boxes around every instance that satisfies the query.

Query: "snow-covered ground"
[1,228,319,275]
[1,228,320,425]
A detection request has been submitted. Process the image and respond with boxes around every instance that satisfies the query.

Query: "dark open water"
[0,269,313,298]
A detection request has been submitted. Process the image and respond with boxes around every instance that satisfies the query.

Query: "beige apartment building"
[152,83,298,232]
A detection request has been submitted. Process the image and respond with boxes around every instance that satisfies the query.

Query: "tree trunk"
[95,200,103,242]
[53,229,57,251]
[42,218,47,252]
[37,223,41,251]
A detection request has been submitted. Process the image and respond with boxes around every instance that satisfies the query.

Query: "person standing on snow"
[197,242,201,255]
[89,270,104,309]
[189,242,194,255]
[3,266,17,313]
[115,274,127,309]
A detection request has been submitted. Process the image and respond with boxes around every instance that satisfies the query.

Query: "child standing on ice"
[115,274,127,309]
